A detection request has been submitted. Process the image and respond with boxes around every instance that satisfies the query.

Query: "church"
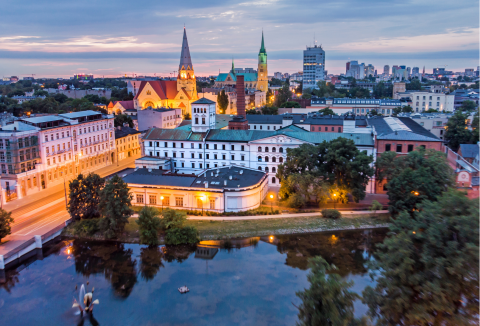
[109,28,198,117]
[213,32,268,92]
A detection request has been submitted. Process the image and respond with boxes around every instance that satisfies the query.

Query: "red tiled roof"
[116,100,135,110]
[178,102,186,108]
[134,81,179,100]
[108,101,114,108]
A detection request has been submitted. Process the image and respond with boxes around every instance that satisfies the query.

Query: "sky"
[0,0,479,78]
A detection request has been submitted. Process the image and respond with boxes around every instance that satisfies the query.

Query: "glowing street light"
[333,193,337,209]
[201,195,206,215]
[160,196,164,211]
[269,194,274,212]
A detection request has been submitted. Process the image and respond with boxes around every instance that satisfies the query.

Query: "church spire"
[232,58,235,73]
[259,31,266,54]
[179,27,193,71]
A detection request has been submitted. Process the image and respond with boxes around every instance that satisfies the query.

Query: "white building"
[303,45,325,90]
[0,111,116,203]
[142,99,375,189]
[394,90,455,112]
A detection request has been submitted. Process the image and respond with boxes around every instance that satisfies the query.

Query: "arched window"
[258,166,262,170]
[272,177,276,184]
[272,147,276,152]
[272,157,276,163]
[272,167,276,173]
[279,157,284,163]
[265,147,269,152]
[258,147,262,152]
[265,157,269,162]
[265,167,269,172]
[258,156,262,162]
[279,147,284,153]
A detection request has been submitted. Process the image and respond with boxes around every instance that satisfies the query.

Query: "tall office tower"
[384,65,390,75]
[412,67,420,77]
[303,44,325,91]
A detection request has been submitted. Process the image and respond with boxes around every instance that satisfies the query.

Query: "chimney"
[236,75,246,116]
[205,182,208,188]
[224,180,227,186]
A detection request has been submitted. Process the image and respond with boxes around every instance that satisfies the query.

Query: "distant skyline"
[0,0,479,78]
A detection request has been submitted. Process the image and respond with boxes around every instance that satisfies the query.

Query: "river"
[0,228,387,325]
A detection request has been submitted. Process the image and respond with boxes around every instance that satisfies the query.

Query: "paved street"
[0,156,138,256]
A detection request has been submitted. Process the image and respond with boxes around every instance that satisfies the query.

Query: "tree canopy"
[445,111,477,151]
[114,114,134,128]
[217,90,229,114]
[67,173,105,220]
[376,148,454,215]
[363,189,479,325]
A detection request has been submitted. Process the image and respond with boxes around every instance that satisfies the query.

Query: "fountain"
[73,284,99,314]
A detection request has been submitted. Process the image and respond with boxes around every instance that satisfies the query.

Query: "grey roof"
[176,114,231,131]
[192,98,215,104]
[179,28,193,71]
[59,110,103,119]
[123,168,197,187]
[471,176,479,187]
[115,126,141,139]
[122,166,266,190]
[459,144,479,158]
[20,115,64,124]
[367,116,441,141]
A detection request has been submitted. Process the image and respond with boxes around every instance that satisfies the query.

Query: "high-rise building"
[303,45,325,90]
[407,67,411,77]
[384,65,390,75]
[412,67,420,77]
[345,61,365,79]
[365,64,375,77]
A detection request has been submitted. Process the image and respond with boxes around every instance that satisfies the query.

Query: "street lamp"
[201,195,206,216]
[160,196,164,211]
[333,193,337,209]
[269,194,274,212]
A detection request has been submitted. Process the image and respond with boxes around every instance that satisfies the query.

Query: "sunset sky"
[0,0,478,78]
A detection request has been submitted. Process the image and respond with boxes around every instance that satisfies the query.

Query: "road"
[5,156,138,239]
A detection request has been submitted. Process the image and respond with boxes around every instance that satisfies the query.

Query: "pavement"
[0,156,139,257]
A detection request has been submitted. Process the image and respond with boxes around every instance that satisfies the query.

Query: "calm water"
[0,229,387,326]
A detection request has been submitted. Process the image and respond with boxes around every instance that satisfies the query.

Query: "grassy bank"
[64,213,391,243]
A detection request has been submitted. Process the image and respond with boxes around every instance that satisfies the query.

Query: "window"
[258,147,262,152]
[396,144,402,153]
[272,167,276,173]
[199,144,202,149]
[408,144,414,152]
[272,157,276,163]
[265,147,269,152]
[222,144,226,150]
[265,157,269,162]
[162,196,170,206]
[199,153,202,159]
[173,143,176,148]
[279,147,283,153]
[206,154,209,159]
[175,197,183,207]
[197,198,203,208]
[258,166,262,170]
[136,194,144,204]
[222,155,226,160]
[258,156,262,162]
[231,155,235,160]
[209,198,215,209]
[214,154,218,159]
[241,155,245,161]
[265,167,269,172]
[279,157,284,163]
[149,195,157,205]
[231,145,234,150]
[385,144,391,151]
[164,142,168,147]
[191,153,195,159]
[206,144,209,149]
[214,144,217,150]
[192,163,195,168]
[338,127,341,132]
[241,145,244,151]
[272,177,276,184]
[202,118,205,124]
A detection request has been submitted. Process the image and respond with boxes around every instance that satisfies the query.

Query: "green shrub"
[136,206,161,246]
[165,226,199,245]
[160,208,187,230]
[73,218,101,236]
[321,209,342,219]
[287,193,306,208]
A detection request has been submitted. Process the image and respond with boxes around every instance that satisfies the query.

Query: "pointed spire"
[231,58,235,73]
[179,27,193,71]
[259,30,266,54]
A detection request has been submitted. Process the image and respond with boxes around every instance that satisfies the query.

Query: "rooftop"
[367,116,441,141]
[115,126,141,139]
[459,144,479,159]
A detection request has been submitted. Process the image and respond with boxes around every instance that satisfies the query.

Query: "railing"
[3,238,35,260]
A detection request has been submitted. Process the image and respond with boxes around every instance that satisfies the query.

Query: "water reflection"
[0,229,387,326]
[72,240,138,298]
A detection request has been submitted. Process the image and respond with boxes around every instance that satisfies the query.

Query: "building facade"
[394,90,455,112]
[115,126,141,161]
[303,45,325,90]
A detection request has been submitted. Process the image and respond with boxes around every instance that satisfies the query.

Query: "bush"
[73,218,101,236]
[160,208,187,230]
[165,226,199,245]
[287,193,306,208]
[0,208,13,242]
[136,206,161,246]
[321,209,342,219]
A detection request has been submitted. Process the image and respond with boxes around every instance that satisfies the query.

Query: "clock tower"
[257,32,268,92]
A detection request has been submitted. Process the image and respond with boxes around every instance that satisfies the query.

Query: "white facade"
[192,99,216,132]
[395,91,455,112]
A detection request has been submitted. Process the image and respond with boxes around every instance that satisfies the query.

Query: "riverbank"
[63,213,391,243]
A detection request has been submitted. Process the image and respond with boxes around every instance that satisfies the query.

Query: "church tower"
[177,27,198,102]
[256,32,268,92]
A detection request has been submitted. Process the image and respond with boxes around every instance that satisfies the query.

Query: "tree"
[165,226,199,245]
[280,101,301,108]
[266,88,274,105]
[136,206,162,246]
[460,100,477,112]
[406,78,422,91]
[363,189,479,325]
[184,112,191,120]
[0,209,13,243]
[261,106,278,115]
[160,208,186,230]
[445,111,473,151]
[368,200,383,217]
[471,111,479,142]
[114,114,133,128]
[67,173,105,221]
[274,85,291,107]
[99,175,133,238]
[296,257,365,326]
[246,108,261,115]
[401,105,414,113]
[217,90,229,114]
[318,107,336,116]
[33,90,49,96]
[376,148,454,215]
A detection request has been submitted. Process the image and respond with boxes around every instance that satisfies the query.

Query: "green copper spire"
[259,31,266,54]
[232,58,234,73]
